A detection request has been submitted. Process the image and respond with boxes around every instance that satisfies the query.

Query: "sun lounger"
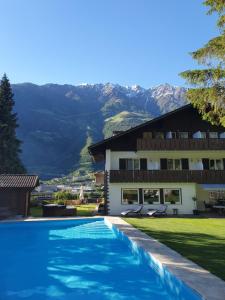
[147,204,167,217]
[121,205,143,217]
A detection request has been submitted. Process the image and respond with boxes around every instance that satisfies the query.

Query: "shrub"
[54,191,77,200]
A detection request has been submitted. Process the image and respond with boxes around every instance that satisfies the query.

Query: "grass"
[125,218,225,281]
[30,204,97,218]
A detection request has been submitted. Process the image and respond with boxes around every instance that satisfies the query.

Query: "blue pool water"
[0,218,202,300]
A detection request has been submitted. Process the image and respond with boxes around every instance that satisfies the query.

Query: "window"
[164,189,181,204]
[167,159,174,170]
[193,131,206,139]
[155,132,164,139]
[127,159,133,170]
[143,189,160,204]
[216,160,223,170]
[209,132,218,139]
[171,132,177,139]
[143,132,152,139]
[209,159,223,170]
[201,132,207,138]
[162,159,184,170]
[119,158,147,170]
[133,159,140,170]
[166,132,177,139]
[122,189,139,205]
[179,132,189,139]
[174,159,182,170]
[202,158,223,170]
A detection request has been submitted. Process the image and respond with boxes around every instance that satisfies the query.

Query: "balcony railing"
[110,170,225,184]
[136,138,225,151]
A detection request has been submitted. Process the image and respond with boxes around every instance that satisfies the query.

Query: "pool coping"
[1,216,225,299]
[105,217,225,300]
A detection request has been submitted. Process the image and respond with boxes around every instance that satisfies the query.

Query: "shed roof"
[0,174,39,189]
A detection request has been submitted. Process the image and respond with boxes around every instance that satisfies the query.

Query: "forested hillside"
[13,83,186,179]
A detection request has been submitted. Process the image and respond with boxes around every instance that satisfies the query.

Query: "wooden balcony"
[110,170,225,184]
[136,138,225,151]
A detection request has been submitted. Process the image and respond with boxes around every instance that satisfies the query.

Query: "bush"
[57,200,66,205]
[54,191,77,200]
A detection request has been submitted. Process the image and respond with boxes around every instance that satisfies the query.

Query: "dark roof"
[89,104,192,152]
[0,175,39,189]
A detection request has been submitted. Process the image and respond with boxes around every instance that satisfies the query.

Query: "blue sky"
[0,0,218,88]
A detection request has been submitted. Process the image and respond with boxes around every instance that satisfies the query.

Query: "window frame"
[163,188,182,205]
[121,188,139,205]
[209,158,223,170]
[179,132,189,139]
[166,159,182,170]
[143,189,160,205]
[133,159,140,170]
[200,132,207,139]
[209,132,219,139]
[155,132,164,139]
[119,158,140,170]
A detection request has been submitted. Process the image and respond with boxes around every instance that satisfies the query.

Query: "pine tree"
[0,74,26,173]
[180,0,225,127]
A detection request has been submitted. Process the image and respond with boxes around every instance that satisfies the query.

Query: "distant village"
[32,171,104,204]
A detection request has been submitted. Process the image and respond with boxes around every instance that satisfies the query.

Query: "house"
[89,104,225,215]
[0,174,39,218]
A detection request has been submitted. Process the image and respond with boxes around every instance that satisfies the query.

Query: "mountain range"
[12,83,187,179]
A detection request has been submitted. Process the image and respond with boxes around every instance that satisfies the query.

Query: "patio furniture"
[173,208,178,215]
[64,206,77,216]
[42,204,76,217]
[121,205,143,217]
[147,205,167,217]
[212,205,225,215]
[42,204,66,217]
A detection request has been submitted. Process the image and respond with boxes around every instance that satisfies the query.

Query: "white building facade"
[89,105,225,215]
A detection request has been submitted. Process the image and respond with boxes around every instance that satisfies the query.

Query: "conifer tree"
[180,0,225,127]
[0,74,26,173]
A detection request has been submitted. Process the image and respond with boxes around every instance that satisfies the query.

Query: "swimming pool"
[0,218,202,300]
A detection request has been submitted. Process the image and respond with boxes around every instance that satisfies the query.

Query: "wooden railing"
[110,170,225,184]
[136,138,225,151]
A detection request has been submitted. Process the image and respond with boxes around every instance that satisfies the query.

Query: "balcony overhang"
[137,138,225,151]
[110,170,225,184]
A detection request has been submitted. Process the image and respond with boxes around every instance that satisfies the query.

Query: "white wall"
[109,150,225,170]
[108,182,197,215]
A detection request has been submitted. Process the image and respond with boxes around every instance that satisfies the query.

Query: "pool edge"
[105,216,225,300]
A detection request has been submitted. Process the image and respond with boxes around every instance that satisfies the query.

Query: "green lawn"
[125,218,225,281]
[30,204,97,218]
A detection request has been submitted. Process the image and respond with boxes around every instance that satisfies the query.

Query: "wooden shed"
[0,174,39,218]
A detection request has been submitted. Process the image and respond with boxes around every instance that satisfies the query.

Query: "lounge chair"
[121,205,143,217]
[147,204,167,217]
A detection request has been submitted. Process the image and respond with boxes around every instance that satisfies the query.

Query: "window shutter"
[160,159,167,170]
[139,189,143,204]
[119,159,126,170]
[181,158,189,170]
[140,158,147,170]
[160,189,164,204]
[202,158,209,170]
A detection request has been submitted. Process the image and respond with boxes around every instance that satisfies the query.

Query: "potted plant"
[192,197,199,215]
